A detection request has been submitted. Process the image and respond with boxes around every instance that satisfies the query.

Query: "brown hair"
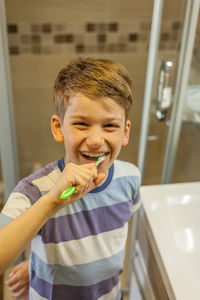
[53,57,133,121]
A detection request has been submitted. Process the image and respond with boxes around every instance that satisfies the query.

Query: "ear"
[122,120,131,146]
[51,114,64,143]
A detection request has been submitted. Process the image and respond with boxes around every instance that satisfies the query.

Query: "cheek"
[65,130,85,149]
[106,132,124,151]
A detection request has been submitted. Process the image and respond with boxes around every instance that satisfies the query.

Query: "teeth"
[81,152,105,157]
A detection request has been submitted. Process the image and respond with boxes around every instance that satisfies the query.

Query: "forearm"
[0,192,59,275]
[0,162,105,275]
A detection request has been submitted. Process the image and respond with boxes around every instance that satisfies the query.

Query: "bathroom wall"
[5,0,185,181]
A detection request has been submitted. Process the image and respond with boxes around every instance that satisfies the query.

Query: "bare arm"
[0,162,105,275]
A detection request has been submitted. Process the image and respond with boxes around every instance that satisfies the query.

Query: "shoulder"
[113,160,140,179]
[103,160,141,210]
[13,160,60,203]
[1,160,60,223]
[113,160,141,195]
[24,160,60,183]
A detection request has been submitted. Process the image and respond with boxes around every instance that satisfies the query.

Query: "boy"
[0,57,141,300]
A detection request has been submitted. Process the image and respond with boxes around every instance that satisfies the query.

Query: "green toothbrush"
[60,155,105,200]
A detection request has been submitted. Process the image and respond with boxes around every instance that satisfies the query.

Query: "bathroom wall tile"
[54,23,65,32]
[96,44,105,53]
[31,24,41,33]
[7,24,18,33]
[54,35,65,43]
[107,33,119,44]
[172,21,182,31]
[32,46,41,54]
[54,45,63,54]
[86,44,97,53]
[9,46,19,55]
[98,23,106,32]
[139,33,148,42]
[65,34,74,43]
[42,23,52,33]
[140,21,151,31]
[118,43,127,52]
[161,32,170,41]
[171,32,179,40]
[20,46,31,54]
[128,44,137,51]
[107,23,119,32]
[42,46,52,54]
[20,34,31,44]
[97,34,106,43]
[7,20,182,55]
[8,33,19,45]
[84,33,96,43]
[86,23,96,32]
[31,35,41,44]
[119,22,140,33]
[129,33,139,42]
[19,22,30,34]
[42,35,53,45]
[75,43,85,53]
[118,34,128,43]
[74,34,84,43]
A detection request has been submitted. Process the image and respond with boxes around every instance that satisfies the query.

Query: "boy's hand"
[5,260,29,299]
[50,162,106,207]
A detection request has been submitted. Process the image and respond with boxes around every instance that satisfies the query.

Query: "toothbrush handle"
[60,186,76,200]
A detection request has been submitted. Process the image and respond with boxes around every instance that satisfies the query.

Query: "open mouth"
[80,152,109,162]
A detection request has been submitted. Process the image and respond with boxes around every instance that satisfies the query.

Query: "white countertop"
[141,182,200,300]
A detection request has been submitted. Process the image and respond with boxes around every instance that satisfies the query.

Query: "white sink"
[141,182,200,300]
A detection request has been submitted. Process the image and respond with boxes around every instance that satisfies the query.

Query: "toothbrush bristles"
[96,155,105,166]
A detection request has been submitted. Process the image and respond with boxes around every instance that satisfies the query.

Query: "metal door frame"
[0,0,19,201]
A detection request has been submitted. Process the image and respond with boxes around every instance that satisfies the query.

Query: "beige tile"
[6,0,185,24]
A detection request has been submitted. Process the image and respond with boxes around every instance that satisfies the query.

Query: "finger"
[20,296,28,300]
[7,266,18,279]
[11,284,28,298]
[85,163,98,178]
[74,169,97,192]
[6,262,25,285]
[81,179,95,194]
[6,270,27,287]
[78,164,97,180]
[78,163,97,177]
[8,280,27,293]
[94,173,106,186]
[6,274,19,286]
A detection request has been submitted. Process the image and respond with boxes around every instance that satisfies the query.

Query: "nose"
[86,126,104,149]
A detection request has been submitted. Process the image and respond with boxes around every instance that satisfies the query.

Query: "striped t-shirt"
[0,159,141,300]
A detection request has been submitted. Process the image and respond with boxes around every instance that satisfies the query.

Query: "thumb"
[94,173,106,187]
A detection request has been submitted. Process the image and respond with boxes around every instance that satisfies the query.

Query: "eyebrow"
[70,114,123,122]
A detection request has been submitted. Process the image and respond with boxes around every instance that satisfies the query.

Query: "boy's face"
[52,92,131,174]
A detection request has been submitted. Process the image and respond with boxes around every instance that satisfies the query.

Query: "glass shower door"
[139,0,200,185]
[171,8,200,183]
[161,0,200,183]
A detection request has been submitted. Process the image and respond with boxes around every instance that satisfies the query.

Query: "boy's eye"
[104,124,120,130]
[105,124,116,127]
[76,122,88,126]
[73,122,89,128]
